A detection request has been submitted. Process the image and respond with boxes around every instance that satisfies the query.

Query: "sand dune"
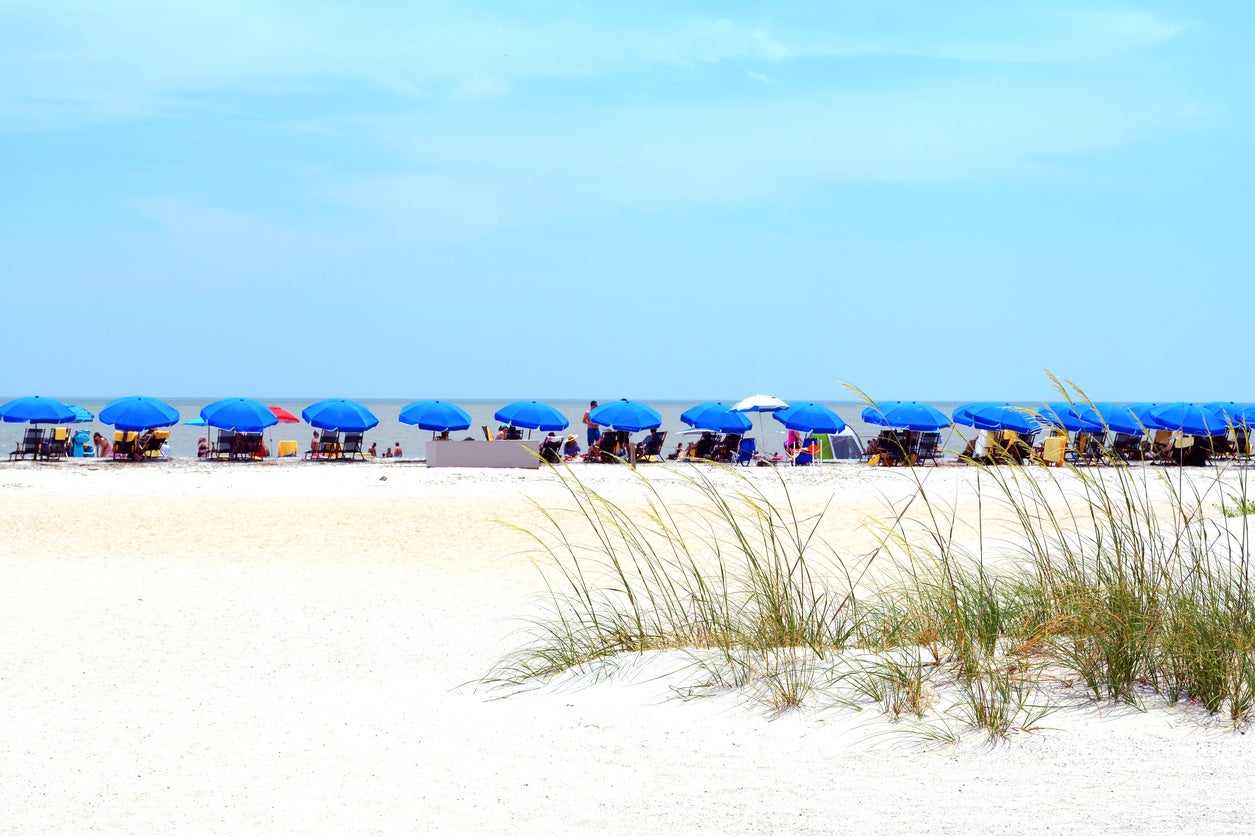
[1,459,1251,833]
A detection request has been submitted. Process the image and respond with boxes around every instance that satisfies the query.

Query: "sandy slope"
[0,459,1251,834]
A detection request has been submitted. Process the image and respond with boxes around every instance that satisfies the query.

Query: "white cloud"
[0,2,1192,131]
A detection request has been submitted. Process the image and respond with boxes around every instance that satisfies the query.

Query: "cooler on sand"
[71,429,95,457]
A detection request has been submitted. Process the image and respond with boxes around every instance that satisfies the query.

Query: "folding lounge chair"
[913,432,942,466]
[1041,435,1066,467]
[40,427,70,460]
[1234,428,1252,462]
[598,431,629,463]
[1078,432,1108,466]
[318,431,342,460]
[341,432,366,461]
[9,427,43,461]
[210,430,235,460]
[1111,433,1145,462]
[141,430,168,458]
[735,437,757,466]
[636,430,667,462]
[539,435,563,463]
[113,431,137,460]
[792,448,814,466]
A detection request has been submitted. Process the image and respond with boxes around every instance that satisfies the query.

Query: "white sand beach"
[1,459,1253,834]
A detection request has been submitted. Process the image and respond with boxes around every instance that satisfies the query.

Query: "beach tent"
[827,426,864,460]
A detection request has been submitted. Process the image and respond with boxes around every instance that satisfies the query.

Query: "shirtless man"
[583,400,601,448]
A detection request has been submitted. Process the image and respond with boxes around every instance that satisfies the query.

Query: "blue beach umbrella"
[1076,403,1144,436]
[1147,402,1226,437]
[0,396,77,424]
[1127,403,1162,427]
[301,398,379,433]
[1035,402,1104,433]
[99,395,180,431]
[1205,402,1251,426]
[952,402,1037,434]
[950,402,1001,427]
[200,398,280,432]
[65,404,95,423]
[399,400,473,432]
[590,399,663,433]
[494,400,569,432]
[773,402,846,434]
[680,402,753,434]
[862,401,950,432]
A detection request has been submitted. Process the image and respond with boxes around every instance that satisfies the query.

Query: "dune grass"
[488,387,1255,739]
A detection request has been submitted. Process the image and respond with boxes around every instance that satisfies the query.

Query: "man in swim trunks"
[583,400,601,448]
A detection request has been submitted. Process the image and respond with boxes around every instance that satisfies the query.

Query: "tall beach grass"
[488,385,1255,739]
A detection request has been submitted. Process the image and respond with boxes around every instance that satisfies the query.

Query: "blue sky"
[2,1,1250,402]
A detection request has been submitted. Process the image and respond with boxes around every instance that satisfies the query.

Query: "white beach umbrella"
[731,394,789,450]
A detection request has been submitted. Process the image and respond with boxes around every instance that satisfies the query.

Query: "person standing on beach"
[583,400,601,448]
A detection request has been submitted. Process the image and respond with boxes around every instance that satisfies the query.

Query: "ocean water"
[0,397,992,461]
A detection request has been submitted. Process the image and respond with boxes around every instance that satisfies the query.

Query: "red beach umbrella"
[269,406,300,423]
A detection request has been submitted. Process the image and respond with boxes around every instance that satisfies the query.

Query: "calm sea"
[0,398,995,461]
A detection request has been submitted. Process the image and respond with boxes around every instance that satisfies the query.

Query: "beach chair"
[636,430,667,462]
[9,427,43,461]
[318,431,342,460]
[539,435,563,463]
[229,432,262,460]
[210,430,234,460]
[690,432,718,460]
[792,449,814,466]
[1111,433,1145,462]
[1041,435,1066,467]
[39,426,70,460]
[735,437,757,466]
[141,430,168,458]
[113,430,138,460]
[914,432,942,466]
[341,432,365,461]
[706,433,738,462]
[1234,428,1252,462]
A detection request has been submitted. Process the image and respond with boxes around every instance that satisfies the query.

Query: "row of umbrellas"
[949,401,1247,438]
[5,395,1246,440]
[0,394,849,438]
[0,395,390,434]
